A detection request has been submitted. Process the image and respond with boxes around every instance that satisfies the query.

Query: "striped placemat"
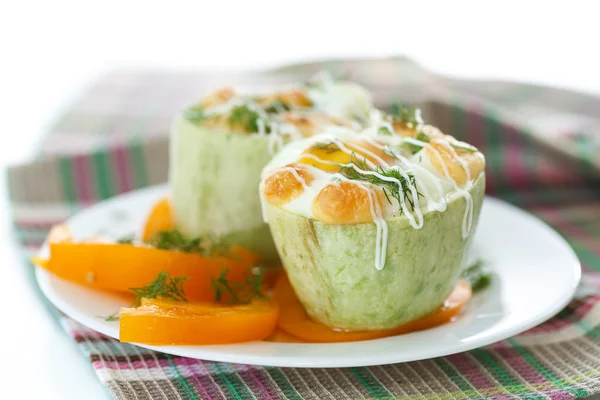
[7,57,600,399]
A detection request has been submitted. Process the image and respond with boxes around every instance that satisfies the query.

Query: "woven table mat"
[7,57,600,399]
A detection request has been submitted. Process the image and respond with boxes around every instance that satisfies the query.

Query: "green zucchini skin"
[169,116,279,263]
[265,175,485,330]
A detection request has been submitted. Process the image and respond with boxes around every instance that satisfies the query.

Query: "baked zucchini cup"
[169,76,374,263]
[260,110,486,329]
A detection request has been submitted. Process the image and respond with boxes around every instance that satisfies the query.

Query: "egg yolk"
[312,181,382,224]
[298,138,395,172]
[262,164,314,206]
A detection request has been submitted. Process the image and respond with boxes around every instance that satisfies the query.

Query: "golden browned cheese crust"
[262,164,314,206]
[312,181,382,224]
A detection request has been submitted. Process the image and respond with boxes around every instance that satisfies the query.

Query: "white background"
[0,1,599,398]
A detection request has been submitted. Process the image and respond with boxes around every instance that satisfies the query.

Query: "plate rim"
[34,185,582,368]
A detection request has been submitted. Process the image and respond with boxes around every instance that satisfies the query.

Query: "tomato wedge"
[120,298,278,345]
[142,198,175,241]
[272,274,471,343]
[33,225,259,301]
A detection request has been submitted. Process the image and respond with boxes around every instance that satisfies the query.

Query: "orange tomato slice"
[120,298,278,345]
[33,242,258,301]
[264,329,305,343]
[142,198,175,241]
[272,273,471,343]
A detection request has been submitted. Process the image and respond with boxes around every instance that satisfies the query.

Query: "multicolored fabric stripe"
[7,57,600,399]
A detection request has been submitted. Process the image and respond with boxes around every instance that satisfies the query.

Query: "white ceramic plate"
[35,185,581,368]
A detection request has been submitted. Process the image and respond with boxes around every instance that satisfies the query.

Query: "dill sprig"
[337,153,421,212]
[383,144,401,160]
[117,230,227,256]
[116,236,134,245]
[462,259,491,292]
[184,105,205,122]
[129,271,188,305]
[402,131,431,155]
[248,268,265,299]
[98,311,120,322]
[311,141,341,153]
[211,268,265,305]
[147,230,204,253]
[146,229,239,260]
[229,104,264,132]
[391,103,423,128]
[378,125,394,136]
[303,70,336,88]
[303,78,322,89]
[265,99,290,114]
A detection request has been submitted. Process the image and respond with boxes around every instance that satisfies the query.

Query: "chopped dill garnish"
[337,153,421,212]
[184,105,205,122]
[211,269,236,303]
[391,103,423,128]
[417,131,430,143]
[462,259,491,292]
[303,73,330,88]
[388,104,431,155]
[116,236,134,245]
[146,229,239,260]
[229,104,264,132]
[248,268,266,299]
[129,271,188,305]
[312,141,341,153]
[265,99,290,114]
[147,230,204,254]
[98,311,120,322]
[210,268,266,304]
[378,125,394,136]
[383,144,398,160]
[402,131,431,155]
[303,79,321,89]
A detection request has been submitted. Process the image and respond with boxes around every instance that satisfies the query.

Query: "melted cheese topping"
[306,81,373,123]
[260,123,485,270]
[191,75,376,154]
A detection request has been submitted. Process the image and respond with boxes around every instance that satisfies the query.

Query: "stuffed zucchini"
[260,108,486,329]
[169,75,374,263]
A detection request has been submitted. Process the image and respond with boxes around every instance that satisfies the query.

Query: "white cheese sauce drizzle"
[364,181,388,271]
[329,138,424,229]
[292,130,476,268]
[261,129,477,269]
[201,97,243,116]
[256,118,267,136]
[200,83,369,157]
[364,137,448,213]
[266,122,284,155]
[431,139,474,238]
[402,136,474,239]
[331,175,388,271]
[379,122,395,135]
[284,166,311,191]
[267,122,305,155]
[296,152,402,270]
